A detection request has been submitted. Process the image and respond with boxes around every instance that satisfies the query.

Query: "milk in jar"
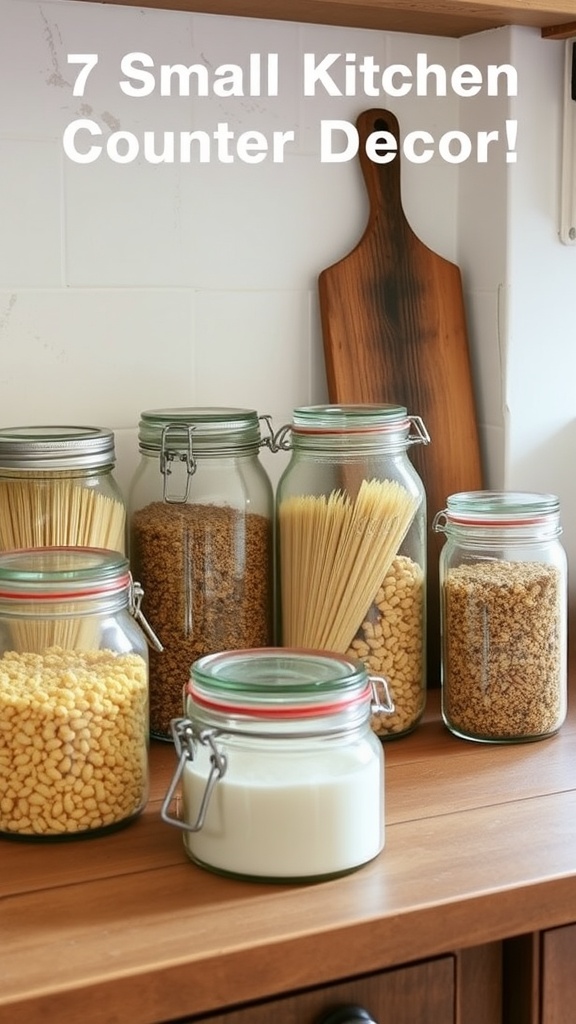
[161,648,390,881]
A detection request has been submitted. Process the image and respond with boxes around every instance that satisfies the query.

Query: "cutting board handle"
[356,108,404,223]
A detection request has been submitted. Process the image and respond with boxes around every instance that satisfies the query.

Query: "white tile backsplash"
[0,287,196,427]
[2,1,576,598]
[0,140,63,286]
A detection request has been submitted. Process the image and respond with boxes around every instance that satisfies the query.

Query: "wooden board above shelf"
[68,0,576,39]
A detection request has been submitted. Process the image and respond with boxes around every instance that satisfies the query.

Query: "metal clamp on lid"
[159,424,197,503]
[407,414,431,446]
[160,719,227,834]
[130,580,164,652]
[369,675,395,716]
[259,415,292,453]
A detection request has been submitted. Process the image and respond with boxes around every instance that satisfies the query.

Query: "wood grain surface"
[3,660,576,1023]
[318,107,484,682]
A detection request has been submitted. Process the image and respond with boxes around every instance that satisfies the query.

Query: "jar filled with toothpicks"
[276,404,430,739]
[0,425,126,555]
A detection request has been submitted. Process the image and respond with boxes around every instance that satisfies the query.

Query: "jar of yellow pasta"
[0,425,126,553]
[0,547,151,840]
[276,404,430,739]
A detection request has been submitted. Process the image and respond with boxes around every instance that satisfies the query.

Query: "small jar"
[0,547,151,840]
[0,424,126,554]
[128,408,275,740]
[161,648,391,881]
[276,404,429,739]
[433,491,568,743]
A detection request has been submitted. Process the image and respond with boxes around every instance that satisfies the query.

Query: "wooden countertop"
[3,665,576,1023]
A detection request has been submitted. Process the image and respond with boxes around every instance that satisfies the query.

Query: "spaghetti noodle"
[279,477,419,652]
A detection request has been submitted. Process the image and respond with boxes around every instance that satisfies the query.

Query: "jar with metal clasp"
[161,647,393,881]
[275,404,430,740]
[0,546,161,840]
[128,408,277,741]
[433,490,568,742]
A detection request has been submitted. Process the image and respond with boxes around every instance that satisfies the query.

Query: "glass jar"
[433,491,568,742]
[161,648,391,881]
[276,404,429,739]
[0,425,126,553]
[0,547,150,840]
[128,407,275,740]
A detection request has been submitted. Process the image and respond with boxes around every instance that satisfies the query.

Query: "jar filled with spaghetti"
[0,547,151,840]
[128,408,275,740]
[276,404,430,739]
[0,425,126,554]
[433,491,568,743]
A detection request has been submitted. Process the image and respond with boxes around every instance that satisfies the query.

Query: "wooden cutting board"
[318,107,483,685]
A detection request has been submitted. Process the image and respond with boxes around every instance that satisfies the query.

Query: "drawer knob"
[319,1007,378,1024]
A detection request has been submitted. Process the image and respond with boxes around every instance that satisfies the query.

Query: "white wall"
[1,2,575,601]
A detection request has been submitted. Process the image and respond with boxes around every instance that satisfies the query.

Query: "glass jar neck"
[186,698,371,739]
[0,590,130,619]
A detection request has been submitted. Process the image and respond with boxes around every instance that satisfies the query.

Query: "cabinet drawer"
[178,956,455,1023]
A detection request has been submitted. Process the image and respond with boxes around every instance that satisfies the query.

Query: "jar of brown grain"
[433,491,568,743]
[128,408,275,740]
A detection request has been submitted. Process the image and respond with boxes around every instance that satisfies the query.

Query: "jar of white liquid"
[161,648,392,882]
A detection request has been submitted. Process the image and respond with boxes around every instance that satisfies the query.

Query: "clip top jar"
[276,404,429,740]
[0,547,150,840]
[433,490,568,743]
[0,425,126,554]
[128,407,275,740]
[161,647,390,881]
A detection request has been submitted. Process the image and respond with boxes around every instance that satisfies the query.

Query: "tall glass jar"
[0,425,126,553]
[276,404,429,739]
[433,491,568,742]
[161,648,390,881]
[128,408,275,740]
[0,547,150,840]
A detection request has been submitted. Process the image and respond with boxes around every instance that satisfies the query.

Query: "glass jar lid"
[0,547,130,600]
[443,490,560,526]
[0,426,116,471]
[287,404,429,453]
[291,404,408,434]
[138,407,264,456]
[187,647,371,720]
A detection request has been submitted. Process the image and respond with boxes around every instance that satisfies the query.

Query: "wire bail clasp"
[160,718,228,834]
[160,423,197,503]
[431,509,448,534]
[369,675,395,716]
[259,415,292,453]
[407,415,431,447]
[130,579,164,652]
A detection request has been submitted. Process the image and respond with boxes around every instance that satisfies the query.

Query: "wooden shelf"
[70,0,576,39]
[3,657,576,1023]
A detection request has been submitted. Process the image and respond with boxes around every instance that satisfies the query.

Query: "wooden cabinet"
[178,957,455,1024]
[67,0,576,41]
[505,925,576,1024]
[172,945,502,1024]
